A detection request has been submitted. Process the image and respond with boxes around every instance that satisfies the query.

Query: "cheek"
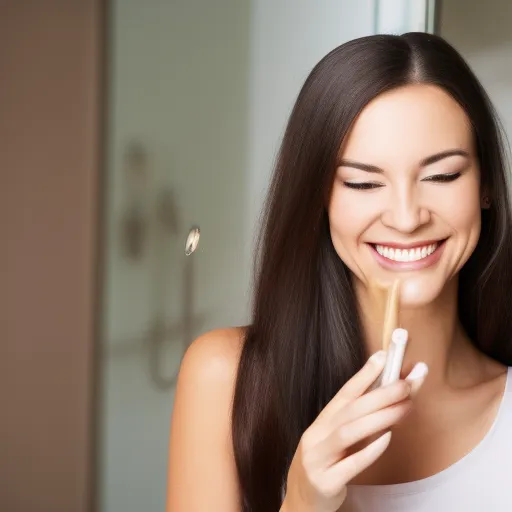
[432,177,482,266]
[328,188,356,243]
[328,187,377,254]
[443,179,482,240]
[456,202,482,263]
[450,201,481,234]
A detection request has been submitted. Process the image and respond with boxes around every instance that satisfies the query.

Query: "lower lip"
[369,241,446,271]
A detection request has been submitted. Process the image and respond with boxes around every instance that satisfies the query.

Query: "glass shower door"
[98,2,252,511]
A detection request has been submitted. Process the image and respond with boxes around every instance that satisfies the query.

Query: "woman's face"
[328,84,482,307]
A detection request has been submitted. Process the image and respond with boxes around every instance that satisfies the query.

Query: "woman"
[166,33,512,511]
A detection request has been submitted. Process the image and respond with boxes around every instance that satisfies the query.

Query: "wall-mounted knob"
[185,227,200,256]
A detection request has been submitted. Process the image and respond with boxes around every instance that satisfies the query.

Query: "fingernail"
[407,362,429,380]
[369,350,387,365]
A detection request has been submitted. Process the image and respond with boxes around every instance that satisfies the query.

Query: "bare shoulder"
[166,326,247,512]
[179,326,246,388]
[173,325,247,427]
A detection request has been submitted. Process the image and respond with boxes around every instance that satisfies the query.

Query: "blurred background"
[2,1,511,511]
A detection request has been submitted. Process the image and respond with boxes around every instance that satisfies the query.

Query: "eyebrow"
[337,149,470,173]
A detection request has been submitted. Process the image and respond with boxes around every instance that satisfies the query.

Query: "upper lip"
[368,239,445,249]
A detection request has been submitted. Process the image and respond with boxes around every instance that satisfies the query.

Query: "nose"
[380,188,431,233]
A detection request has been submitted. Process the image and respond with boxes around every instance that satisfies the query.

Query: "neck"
[356,278,480,389]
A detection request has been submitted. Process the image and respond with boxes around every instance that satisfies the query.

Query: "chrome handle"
[185,227,200,256]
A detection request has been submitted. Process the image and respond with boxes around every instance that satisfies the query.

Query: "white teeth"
[375,243,439,262]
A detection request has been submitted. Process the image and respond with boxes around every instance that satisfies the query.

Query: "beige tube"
[368,279,407,388]
[368,278,401,351]
[382,279,400,351]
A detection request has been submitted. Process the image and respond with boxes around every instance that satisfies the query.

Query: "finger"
[405,362,429,397]
[318,351,387,421]
[332,379,411,427]
[341,351,388,398]
[329,431,392,484]
[321,401,411,466]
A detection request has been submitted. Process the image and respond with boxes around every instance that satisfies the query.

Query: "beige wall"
[0,1,103,511]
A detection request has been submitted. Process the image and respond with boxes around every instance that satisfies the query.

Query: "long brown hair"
[232,33,512,511]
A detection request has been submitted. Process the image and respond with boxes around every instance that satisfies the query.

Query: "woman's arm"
[166,328,243,511]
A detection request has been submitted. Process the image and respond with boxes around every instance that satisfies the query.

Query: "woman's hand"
[281,352,428,512]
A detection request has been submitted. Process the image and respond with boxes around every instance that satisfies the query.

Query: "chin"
[398,276,448,309]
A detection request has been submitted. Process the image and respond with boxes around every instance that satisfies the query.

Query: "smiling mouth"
[371,240,446,263]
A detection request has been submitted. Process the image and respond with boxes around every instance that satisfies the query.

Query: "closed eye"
[343,182,384,190]
[422,172,462,183]
[343,171,462,189]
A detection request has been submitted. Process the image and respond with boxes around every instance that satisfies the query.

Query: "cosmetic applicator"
[369,279,408,387]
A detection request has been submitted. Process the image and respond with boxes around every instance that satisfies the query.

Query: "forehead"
[340,84,474,163]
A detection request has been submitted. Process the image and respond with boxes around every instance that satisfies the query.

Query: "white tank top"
[342,367,512,511]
